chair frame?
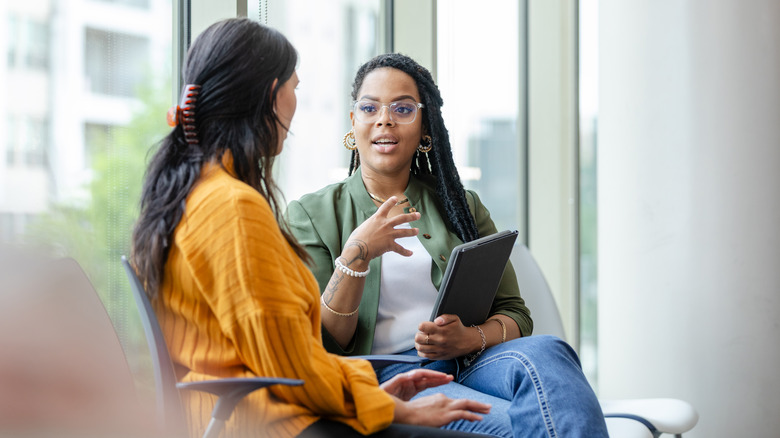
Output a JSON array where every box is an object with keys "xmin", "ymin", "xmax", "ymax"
[{"xmin": 121, "ymin": 256, "xmax": 303, "ymax": 438}]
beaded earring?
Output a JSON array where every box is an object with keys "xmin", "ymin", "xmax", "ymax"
[
  {"xmin": 417, "ymin": 134, "xmax": 433, "ymax": 153},
  {"xmin": 343, "ymin": 129, "xmax": 357, "ymax": 150}
]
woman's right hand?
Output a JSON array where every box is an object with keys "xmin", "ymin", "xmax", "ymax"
[
  {"xmin": 391, "ymin": 393, "xmax": 491, "ymax": 428},
  {"xmin": 340, "ymin": 197, "xmax": 421, "ymax": 268}
]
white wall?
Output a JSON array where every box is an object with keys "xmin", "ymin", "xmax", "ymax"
[{"xmin": 598, "ymin": 1, "xmax": 780, "ymax": 437}]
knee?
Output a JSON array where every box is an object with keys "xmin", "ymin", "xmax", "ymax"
[{"xmin": 505, "ymin": 335, "xmax": 582, "ymax": 368}]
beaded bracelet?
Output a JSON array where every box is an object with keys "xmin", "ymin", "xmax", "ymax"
[
  {"xmin": 321, "ymin": 295, "xmax": 359, "ymax": 317},
  {"xmin": 463, "ymin": 324, "xmax": 486, "ymax": 367},
  {"xmin": 334, "ymin": 258, "xmax": 370, "ymax": 278}
]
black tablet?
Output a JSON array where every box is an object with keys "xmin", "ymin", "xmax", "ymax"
[{"xmin": 429, "ymin": 230, "xmax": 519, "ymax": 326}]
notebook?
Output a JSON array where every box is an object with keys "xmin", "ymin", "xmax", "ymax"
[{"xmin": 429, "ymin": 230, "xmax": 519, "ymax": 327}]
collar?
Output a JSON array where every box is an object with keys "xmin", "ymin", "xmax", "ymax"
[
  {"xmin": 201, "ymin": 149, "xmax": 238, "ymax": 179},
  {"xmin": 345, "ymin": 167, "xmax": 428, "ymax": 215}
]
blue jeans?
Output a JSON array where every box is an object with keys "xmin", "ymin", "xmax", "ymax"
[{"xmin": 375, "ymin": 335, "xmax": 609, "ymax": 438}]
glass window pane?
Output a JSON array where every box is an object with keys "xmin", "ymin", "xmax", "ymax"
[
  {"xmin": 579, "ymin": 0, "xmax": 599, "ymax": 389},
  {"xmin": 5, "ymin": 14, "xmax": 50, "ymax": 70},
  {"xmin": 85, "ymin": 28, "xmax": 150, "ymax": 97},
  {"xmin": 1, "ymin": 0, "xmax": 173, "ymax": 399},
  {"xmin": 437, "ymin": 0, "xmax": 522, "ymax": 233},
  {"xmin": 268, "ymin": 0, "xmax": 383, "ymax": 201}
]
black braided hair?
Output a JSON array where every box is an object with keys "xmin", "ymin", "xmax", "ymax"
[{"xmin": 348, "ymin": 53, "xmax": 479, "ymax": 243}]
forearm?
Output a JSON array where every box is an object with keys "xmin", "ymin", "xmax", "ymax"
[
  {"xmin": 456, "ymin": 315, "xmax": 521, "ymax": 360},
  {"xmin": 484, "ymin": 314, "xmax": 521, "ymax": 346},
  {"xmin": 320, "ymin": 244, "xmax": 371, "ymax": 349}
]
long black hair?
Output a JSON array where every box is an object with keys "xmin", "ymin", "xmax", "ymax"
[
  {"xmin": 348, "ymin": 53, "xmax": 479, "ymax": 243},
  {"xmin": 131, "ymin": 18, "xmax": 306, "ymax": 295}
]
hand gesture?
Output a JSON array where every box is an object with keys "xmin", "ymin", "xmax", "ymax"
[
  {"xmin": 341, "ymin": 197, "xmax": 421, "ymax": 265},
  {"xmin": 380, "ymin": 369, "xmax": 454, "ymax": 401},
  {"xmin": 392, "ymin": 393, "xmax": 491, "ymax": 427},
  {"xmin": 415, "ymin": 314, "xmax": 478, "ymax": 361}
]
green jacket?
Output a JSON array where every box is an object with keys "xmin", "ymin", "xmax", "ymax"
[{"xmin": 285, "ymin": 168, "xmax": 533, "ymax": 355}]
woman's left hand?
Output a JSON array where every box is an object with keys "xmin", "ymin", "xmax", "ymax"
[
  {"xmin": 380, "ymin": 369, "xmax": 455, "ymax": 401},
  {"xmin": 415, "ymin": 314, "xmax": 479, "ymax": 361}
]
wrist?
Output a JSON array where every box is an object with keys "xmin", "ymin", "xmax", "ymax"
[
  {"xmin": 391, "ymin": 396, "xmax": 411, "ymax": 424},
  {"xmin": 463, "ymin": 325, "xmax": 486, "ymax": 366},
  {"xmin": 341, "ymin": 239, "xmax": 371, "ymax": 267},
  {"xmin": 334, "ymin": 258, "xmax": 370, "ymax": 278},
  {"xmin": 339, "ymin": 249, "xmax": 370, "ymax": 271}
]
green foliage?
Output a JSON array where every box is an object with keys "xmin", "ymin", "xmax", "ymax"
[
  {"xmin": 29, "ymin": 79, "xmax": 169, "ymax": 303},
  {"xmin": 24, "ymin": 77, "xmax": 171, "ymax": 398}
]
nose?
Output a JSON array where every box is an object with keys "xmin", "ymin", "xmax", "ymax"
[{"xmin": 375, "ymin": 105, "xmax": 395, "ymax": 126}]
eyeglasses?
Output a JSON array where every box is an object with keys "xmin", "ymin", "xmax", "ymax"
[{"xmin": 352, "ymin": 100, "xmax": 424, "ymax": 125}]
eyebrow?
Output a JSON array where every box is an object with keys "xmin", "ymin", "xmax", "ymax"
[{"xmin": 358, "ymin": 94, "xmax": 419, "ymax": 102}]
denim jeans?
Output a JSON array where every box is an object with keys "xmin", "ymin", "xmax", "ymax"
[{"xmin": 375, "ymin": 335, "xmax": 609, "ymax": 438}]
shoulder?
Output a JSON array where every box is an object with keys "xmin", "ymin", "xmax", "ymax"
[
  {"xmin": 463, "ymin": 189, "xmax": 493, "ymax": 223},
  {"xmin": 187, "ymin": 166, "xmax": 275, "ymax": 226}
]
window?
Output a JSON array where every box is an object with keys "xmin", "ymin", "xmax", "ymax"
[
  {"xmin": 579, "ymin": 0, "xmax": 599, "ymax": 388},
  {"xmin": 1, "ymin": 1, "xmax": 173, "ymax": 396},
  {"xmin": 6, "ymin": 115, "xmax": 48, "ymax": 167},
  {"xmin": 93, "ymin": 0, "xmax": 151, "ymax": 8},
  {"xmin": 6, "ymin": 14, "xmax": 50, "ymax": 71},
  {"xmin": 84, "ymin": 28, "xmax": 150, "ymax": 97},
  {"xmin": 267, "ymin": 0, "xmax": 384, "ymax": 201},
  {"xmin": 437, "ymin": 0, "xmax": 523, "ymax": 234}
]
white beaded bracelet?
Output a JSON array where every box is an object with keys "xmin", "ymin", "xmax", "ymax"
[{"xmin": 334, "ymin": 258, "xmax": 370, "ymax": 278}]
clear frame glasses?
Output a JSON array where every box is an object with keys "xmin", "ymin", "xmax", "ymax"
[{"xmin": 352, "ymin": 100, "xmax": 424, "ymax": 124}]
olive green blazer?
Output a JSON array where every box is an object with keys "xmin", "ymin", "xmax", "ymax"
[{"xmin": 285, "ymin": 168, "xmax": 533, "ymax": 355}]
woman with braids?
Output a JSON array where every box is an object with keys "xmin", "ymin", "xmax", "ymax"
[
  {"xmin": 131, "ymin": 19, "xmax": 491, "ymax": 438},
  {"xmin": 286, "ymin": 53, "xmax": 609, "ymax": 438}
]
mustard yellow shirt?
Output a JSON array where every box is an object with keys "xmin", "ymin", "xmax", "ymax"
[{"xmin": 155, "ymin": 158, "xmax": 394, "ymax": 438}]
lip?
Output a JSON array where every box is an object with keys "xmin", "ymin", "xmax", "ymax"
[{"xmin": 371, "ymin": 134, "xmax": 399, "ymax": 144}]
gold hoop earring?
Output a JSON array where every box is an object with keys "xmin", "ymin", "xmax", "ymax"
[
  {"xmin": 417, "ymin": 134, "xmax": 432, "ymax": 153},
  {"xmin": 343, "ymin": 129, "xmax": 357, "ymax": 150}
]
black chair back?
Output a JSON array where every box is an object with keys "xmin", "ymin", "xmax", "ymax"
[{"xmin": 121, "ymin": 255, "xmax": 185, "ymax": 433}]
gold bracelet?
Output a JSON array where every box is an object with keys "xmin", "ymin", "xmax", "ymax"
[
  {"xmin": 491, "ymin": 318, "xmax": 507, "ymax": 343},
  {"xmin": 463, "ymin": 325, "xmax": 486, "ymax": 367},
  {"xmin": 320, "ymin": 295, "xmax": 359, "ymax": 317}
]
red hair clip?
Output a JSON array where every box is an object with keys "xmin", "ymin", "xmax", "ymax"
[{"xmin": 167, "ymin": 84, "xmax": 202, "ymax": 144}]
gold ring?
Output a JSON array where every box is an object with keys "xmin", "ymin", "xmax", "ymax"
[{"xmin": 425, "ymin": 334, "xmax": 430, "ymax": 345}]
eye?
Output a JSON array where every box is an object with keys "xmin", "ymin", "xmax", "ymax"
[
  {"xmin": 392, "ymin": 102, "xmax": 416, "ymax": 115},
  {"xmin": 358, "ymin": 101, "xmax": 378, "ymax": 113}
]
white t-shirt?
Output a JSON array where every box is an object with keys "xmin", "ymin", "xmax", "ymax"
[{"xmin": 371, "ymin": 223, "xmax": 439, "ymax": 355}]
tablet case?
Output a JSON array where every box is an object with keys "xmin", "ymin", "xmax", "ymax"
[{"xmin": 429, "ymin": 230, "xmax": 519, "ymax": 326}]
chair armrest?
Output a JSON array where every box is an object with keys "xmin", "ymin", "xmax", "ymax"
[
  {"xmin": 177, "ymin": 377, "xmax": 303, "ymax": 421},
  {"xmin": 604, "ymin": 417, "xmax": 655, "ymax": 438},
  {"xmin": 600, "ymin": 398, "xmax": 698, "ymax": 435},
  {"xmin": 351, "ymin": 354, "xmax": 429, "ymax": 370}
]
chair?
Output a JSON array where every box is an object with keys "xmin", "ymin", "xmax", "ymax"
[
  {"xmin": 510, "ymin": 244, "xmax": 699, "ymax": 438},
  {"xmin": 121, "ymin": 256, "xmax": 303, "ymax": 438},
  {"xmin": 121, "ymin": 256, "xmax": 424, "ymax": 437}
]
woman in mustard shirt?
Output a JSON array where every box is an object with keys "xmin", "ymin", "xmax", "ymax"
[{"xmin": 130, "ymin": 18, "xmax": 488, "ymax": 438}]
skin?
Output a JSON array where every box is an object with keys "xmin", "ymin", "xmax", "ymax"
[
  {"xmin": 276, "ymin": 69, "xmax": 490, "ymax": 424},
  {"xmin": 271, "ymin": 71, "xmax": 299, "ymax": 155},
  {"xmin": 321, "ymin": 68, "xmax": 521, "ymax": 362},
  {"xmin": 381, "ymin": 369, "xmax": 490, "ymax": 426}
]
